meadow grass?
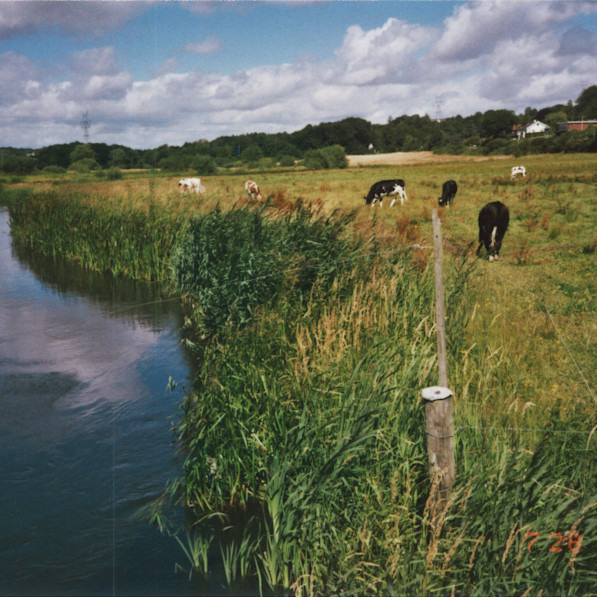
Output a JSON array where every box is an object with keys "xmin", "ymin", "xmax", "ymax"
[{"xmin": 5, "ymin": 153, "xmax": 597, "ymax": 595}]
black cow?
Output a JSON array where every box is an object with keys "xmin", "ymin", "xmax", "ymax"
[
  {"xmin": 476, "ymin": 201, "xmax": 510, "ymax": 261},
  {"xmin": 438, "ymin": 180, "xmax": 458, "ymax": 207},
  {"xmin": 364, "ymin": 179, "xmax": 407, "ymax": 207}
]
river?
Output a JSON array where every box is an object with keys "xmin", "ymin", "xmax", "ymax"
[{"xmin": 0, "ymin": 207, "xmax": 245, "ymax": 596}]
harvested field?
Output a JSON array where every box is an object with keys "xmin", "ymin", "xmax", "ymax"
[{"xmin": 347, "ymin": 150, "xmax": 512, "ymax": 167}]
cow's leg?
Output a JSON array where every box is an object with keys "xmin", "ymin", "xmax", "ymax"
[{"xmin": 390, "ymin": 195, "xmax": 396, "ymax": 207}]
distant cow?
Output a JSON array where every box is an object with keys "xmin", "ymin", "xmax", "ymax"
[
  {"xmin": 245, "ymin": 180, "xmax": 262, "ymax": 200},
  {"xmin": 364, "ymin": 179, "xmax": 407, "ymax": 207},
  {"xmin": 476, "ymin": 201, "xmax": 510, "ymax": 261},
  {"xmin": 511, "ymin": 165, "xmax": 526, "ymax": 179},
  {"xmin": 438, "ymin": 180, "xmax": 458, "ymax": 207},
  {"xmin": 179, "ymin": 177, "xmax": 205, "ymax": 193}
]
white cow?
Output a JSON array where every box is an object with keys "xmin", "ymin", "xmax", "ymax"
[
  {"xmin": 179, "ymin": 177, "xmax": 205, "ymax": 193},
  {"xmin": 511, "ymin": 166, "xmax": 526, "ymax": 179},
  {"xmin": 245, "ymin": 180, "xmax": 262, "ymax": 200}
]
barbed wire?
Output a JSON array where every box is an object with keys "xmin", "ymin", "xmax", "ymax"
[{"xmin": 456, "ymin": 424, "xmax": 596, "ymax": 437}]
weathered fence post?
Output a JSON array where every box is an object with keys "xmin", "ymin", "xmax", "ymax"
[{"xmin": 423, "ymin": 210, "xmax": 455, "ymax": 515}]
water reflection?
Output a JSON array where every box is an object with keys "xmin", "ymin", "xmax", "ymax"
[{"xmin": 0, "ymin": 208, "xmax": 200, "ymax": 595}]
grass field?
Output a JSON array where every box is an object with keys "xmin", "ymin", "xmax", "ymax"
[
  {"xmin": 4, "ymin": 152, "xmax": 597, "ymax": 595},
  {"xmin": 36, "ymin": 151, "xmax": 594, "ymax": 427}
]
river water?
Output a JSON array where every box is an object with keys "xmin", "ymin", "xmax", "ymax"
[{"xmin": 0, "ymin": 207, "xmax": 238, "ymax": 596}]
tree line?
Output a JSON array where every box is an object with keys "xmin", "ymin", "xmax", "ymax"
[{"xmin": 1, "ymin": 85, "xmax": 595, "ymax": 176}]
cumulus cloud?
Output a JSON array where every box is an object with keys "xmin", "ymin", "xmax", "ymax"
[
  {"xmin": 0, "ymin": 1, "xmax": 149, "ymax": 39},
  {"xmin": 2, "ymin": 1, "xmax": 597, "ymax": 148},
  {"xmin": 68, "ymin": 47, "xmax": 121, "ymax": 77},
  {"xmin": 335, "ymin": 18, "xmax": 436, "ymax": 85},
  {"xmin": 431, "ymin": 1, "xmax": 591, "ymax": 62},
  {"xmin": 0, "ymin": 51, "xmax": 42, "ymax": 104}
]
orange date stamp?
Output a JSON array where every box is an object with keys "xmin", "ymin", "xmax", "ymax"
[{"xmin": 524, "ymin": 531, "xmax": 582, "ymax": 554}]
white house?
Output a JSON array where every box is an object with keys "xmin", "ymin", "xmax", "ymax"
[{"xmin": 513, "ymin": 120, "xmax": 550, "ymax": 140}]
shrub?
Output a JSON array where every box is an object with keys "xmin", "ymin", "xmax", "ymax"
[
  {"xmin": 42, "ymin": 165, "xmax": 67, "ymax": 174},
  {"xmin": 192, "ymin": 154, "xmax": 217, "ymax": 175},
  {"xmin": 70, "ymin": 158, "xmax": 100, "ymax": 172},
  {"xmin": 0, "ymin": 155, "xmax": 36, "ymax": 175},
  {"xmin": 278, "ymin": 154, "xmax": 296, "ymax": 167},
  {"xmin": 303, "ymin": 145, "xmax": 347, "ymax": 170},
  {"xmin": 303, "ymin": 149, "xmax": 328, "ymax": 170}
]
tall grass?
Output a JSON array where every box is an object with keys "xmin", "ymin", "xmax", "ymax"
[{"xmin": 8, "ymin": 190, "xmax": 184, "ymax": 281}]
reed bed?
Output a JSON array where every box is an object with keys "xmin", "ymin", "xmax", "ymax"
[
  {"xmin": 5, "ymin": 153, "xmax": 596, "ymax": 595},
  {"xmin": 8, "ymin": 189, "xmax": 184, "ymax": 281}
]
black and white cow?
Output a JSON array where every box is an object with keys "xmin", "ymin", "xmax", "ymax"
[
  {"xmin": 364, "ymin": 179, "xmax": 407, "ymax": 207},
  {"xmin": 438, "ymin": 180, "xmax": 458, "ymax": 207},
  {"xmin": 476, "ymin": 201, "xmax": 510, "ymax": 261}
]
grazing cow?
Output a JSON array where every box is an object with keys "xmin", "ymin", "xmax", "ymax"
[
  {"xmin": 364, "ymin": 179, "xmax": 407, "ymax": 207},
  {"xmin": 179, "ymin": 177, "xmax": 205, "ymax": 193},
  {"xmin": 476, "ymin": 201, "xmax": 510, "ymax": 261},
  {"xmin": 245, "ymin": 180, "xmax": 262, "ymax": 200},
  {"xmin": 438, "ymin": 180, "xmax": 458, "ymax": 207},
  {"xmin": 511, "ymin": 165, "xmax": 526, "ymax": 179}
]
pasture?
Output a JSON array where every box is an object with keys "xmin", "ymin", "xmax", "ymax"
[
  {"xmin": 28, "ymin": 152, "xmax": 595, "ymax": 428},
  {"xmin": 4, "ymin": 152, "xmax": 597, "ymax": 595}
]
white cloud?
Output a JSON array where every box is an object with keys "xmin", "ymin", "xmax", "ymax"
[
  {"xmin": 0, "ymin": 1, "xmax": 150, "ymax": 39},
  {"xmin": 431, "ymin": 1, "xmax": 592, "ymax": 63},
  {"xmin": 183, "ymin": 36, "xmax": 221, "ymax": 56},
  {"xmin": 68, "ymin": 47, "xmax": 121, "ymax": 77},
  {"xmin": 1, "ymin": 1, "xmax": 597, "ymax": 148},
  {"xmin": 335, "ymin": 18, "xmax": 435, "ymax": 85},
  {"xmin": 0, "ymin": 51, "xmax": 42, "ymax": 103}
]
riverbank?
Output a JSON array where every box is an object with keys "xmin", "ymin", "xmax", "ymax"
[{"xmin": 4, "ymin": 154, "xmax": 597, "ymax": 595}]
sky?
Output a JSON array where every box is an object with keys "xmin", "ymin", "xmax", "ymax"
[{"xmin": 1, "ymin": 0, "xmax": 596, "ymax": 149}]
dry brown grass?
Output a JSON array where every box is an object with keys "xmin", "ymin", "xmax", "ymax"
[{"xmin": 347, "ymin": 151, "xmax": 512, "ymax": 167}]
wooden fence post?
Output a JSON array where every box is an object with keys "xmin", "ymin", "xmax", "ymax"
[{"xmin": 423, "ymin": 210, "xmax": 455, "ymax": 514}]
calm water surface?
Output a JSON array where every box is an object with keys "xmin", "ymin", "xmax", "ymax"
[{"xmin": 0, "ymin": 207, "xmax": 243, "ymax": 596}]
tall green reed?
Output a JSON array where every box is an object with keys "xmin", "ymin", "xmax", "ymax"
[{"xmin": 9, "ymin": 190, "xmax": 184, "ymax": 281}]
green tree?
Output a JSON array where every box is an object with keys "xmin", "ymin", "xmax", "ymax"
[
  {"xmin": 575, "ymin": 85, "xmax": 597, "ymax": 119},
  {"xmin": 1, "ymin": 155, "xmax": 36, "ymax": 175},
  {"xmin": 241, "ymin": 144, "xmax": 264, "ymax": 163},
  {"xmin": 481, "ymin": 109, "xmax": 517, "ymax": 138},
  {"xmin": 70, "ymin": 143, "xmax": 96, "ymax": 164},
  {"xmin": 544, "ymin": 111, "xmax": 568, "ymax": 133},
  {"xmin": 402, "ymin": 134, "xmax": 419, "ymax": 151},
  {"xmin": 303, "ymin": 149, "xmax": 328, "ymax": 170},
  {"xmin": 303, "ymin": 145, "xmax": 347, "ymax": 170},
  {"xmin": 70, "ymin": 158, "xmax": 100, "ymax": 172},
  {"xmin": 321, "ymin": 145, "xmax": 347, "ymax": 169},
  {"xmin": 192, "ymin": 154, "xmax": 217, "ymax": 175},
  {"xmin": 109, "ymin": 148, "xmax": 129, "ymax": 168}
]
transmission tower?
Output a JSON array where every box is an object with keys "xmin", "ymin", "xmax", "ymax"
[
  {"xmin": 434, "ymin": 97, "xmax": 444, "ymax": 122},
  {"xmin": 80, "ymin": 111, "xmax": 92, "ymax": 143}
]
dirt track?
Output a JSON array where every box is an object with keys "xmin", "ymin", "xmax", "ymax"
[{"xmin": 347, "ymin": 151, "xmax": 512, "ymax": 167}]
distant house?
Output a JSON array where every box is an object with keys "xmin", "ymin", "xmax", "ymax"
[
  {"xmin": 513, "ymin": 120, "xmax": 550, "ymax": 140},
  {"xmin": 557, "ymin": 120, "xmax": 597, "ymax": 133}
]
